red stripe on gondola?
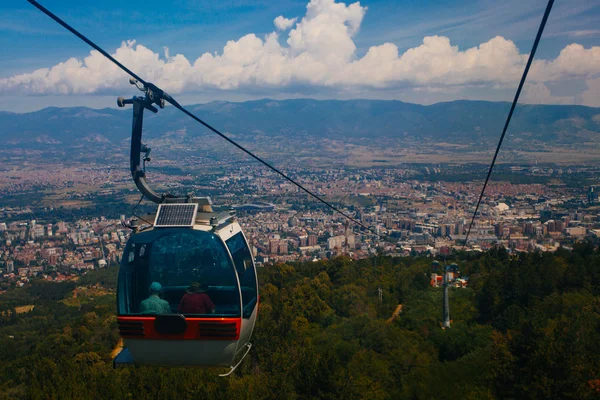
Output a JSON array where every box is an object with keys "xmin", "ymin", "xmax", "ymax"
[{"xmin": 118, "ymin": 317, "xmax": 241, "ymax": 340}]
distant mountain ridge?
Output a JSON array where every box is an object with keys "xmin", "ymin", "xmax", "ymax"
[{"xmin": 1, "ymin": 99, "xmax": 599, "ymax": 147}]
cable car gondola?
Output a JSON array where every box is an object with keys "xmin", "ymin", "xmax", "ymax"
[{"xmin": 112, "ymin": 84, "xmax": 258, "ymax": 376}]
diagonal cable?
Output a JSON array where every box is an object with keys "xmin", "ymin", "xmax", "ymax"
[
  {"xmin": 27, "ymin": 0, "xmax": 395, "ymax": 244},
  {"xmin": 161, "ymin": 93, "xmax": 387, "ymax": 239},
  {"xmin": 463, "ymin": 0, "xmax": 554, "ymax": 247}
]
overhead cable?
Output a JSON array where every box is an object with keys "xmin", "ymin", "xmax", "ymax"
[{"xmin": 463, "ymin": 0, "xmax": 555, "ymax": 247}]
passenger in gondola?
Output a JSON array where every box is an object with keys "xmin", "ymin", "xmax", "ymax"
[
  {"xmin": 140, "ymin": 282, "xmax": 171, "ymax": 314},
  {"xmin": 178, "ymin": 281, "xmax": 215, "ymax": 314}
]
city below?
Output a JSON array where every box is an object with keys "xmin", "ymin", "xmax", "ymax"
[{"xmin": 1, "ymin": 161, "xmax": 599, "ymax": 289}]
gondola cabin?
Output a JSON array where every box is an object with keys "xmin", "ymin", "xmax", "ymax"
[{"xmin": 113, "ymin": 199, "xmax": 258, "ymax": 375}]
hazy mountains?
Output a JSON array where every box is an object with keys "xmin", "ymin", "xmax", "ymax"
[{"xmin": 1, "ymin": 99, "xmax": 599, "ymax": 147}]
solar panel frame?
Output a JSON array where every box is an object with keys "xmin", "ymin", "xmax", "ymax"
[{"xmin": 154, "ymin": 204, "xmax": 198, "ymax": 228}]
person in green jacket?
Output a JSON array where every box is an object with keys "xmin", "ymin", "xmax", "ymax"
[{"xmin": 140, "ymin": 282, "xmax": 171, "ymax": 314}]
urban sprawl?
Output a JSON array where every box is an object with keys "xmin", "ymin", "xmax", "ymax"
[{"xmin": 1, "ymin": 165, "xmax": 599, "ymax": 288}]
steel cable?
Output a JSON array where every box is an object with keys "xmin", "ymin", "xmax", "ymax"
[{"xmin": 463, "ymin": 0, "xmax": 555, "ymax": 247}]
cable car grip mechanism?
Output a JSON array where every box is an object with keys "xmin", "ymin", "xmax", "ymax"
[{"xmin": 117, "ymin": 79, "xmax": 193, "ymax": 205}]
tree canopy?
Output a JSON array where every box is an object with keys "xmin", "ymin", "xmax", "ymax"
[{"xmin": 1, "ymin": 246, "xmax": 599, "ymax": 399}]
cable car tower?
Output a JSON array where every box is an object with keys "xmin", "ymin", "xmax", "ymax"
[{"xmin": 431, "ymin": 261, "xmax": 459, "ymax": 329}]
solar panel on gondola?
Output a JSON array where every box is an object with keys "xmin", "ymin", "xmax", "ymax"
[{"xmin": 154, "ymin": 204, "xmax": 198, "ymax": 227}]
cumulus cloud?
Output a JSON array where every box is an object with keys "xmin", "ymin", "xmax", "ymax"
[
  {"xmin": 581, "ymin": 77, "xmax": 600, "ymax": 107},
  {"xmin": 530, "ymin": 44, "xmax": 600, "ymax": 82},
  {"xmin": 1, "ymin": 0, "xmax": 599, "ymax": 106},
  {"xmin": 274, "ymin": 16, "xmax": 297, "ymax": 31},
  {"xmin": 521, "ymin": 82, "xmax": 575, "ymax": 105}
]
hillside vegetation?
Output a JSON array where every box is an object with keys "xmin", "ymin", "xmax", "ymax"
[{"xmin": 1, "ymin": 246, "xmax": 599, "ymax": 399}]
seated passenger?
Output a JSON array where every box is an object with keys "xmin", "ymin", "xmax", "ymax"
[
  {"xmin": 139, "ymin": 282, "xmax": 171, "ymax": 314},
  {"xmin": 178, "ymin": 281, "xmax": 215, "ymax": 314}
]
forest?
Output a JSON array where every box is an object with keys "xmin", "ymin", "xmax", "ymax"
[{"xmin": 0, "ymin": 244, "xmax": 599, "ymax": 399}]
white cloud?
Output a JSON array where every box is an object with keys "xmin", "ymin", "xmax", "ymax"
[
  {"xmin": 1, "ymin": 0, "xmax": 599, "ymax": 106},
  {"xmin": 287, "ymin": 0, "xmax": 365, "ymax": 61},
  {"xmin": 274, "ymin": 16, "xmax": 297, "ymax": 31},
  {"xmin": 531, "ymin": 43, "xmax": 600, "ymax": 82},
  {"xmin": 581, "ymin": 77, "xmax": 600, "ymax": 107},
  {"xmin": 521, "ymin": 82, "xmax": 575, "ymax": 105}
]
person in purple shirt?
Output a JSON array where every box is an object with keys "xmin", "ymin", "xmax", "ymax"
[{"xmin": 178, "ymin": 281, "xmax": 215, "ymax": 314}]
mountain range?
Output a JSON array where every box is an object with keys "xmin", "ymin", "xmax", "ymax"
[{"xmin": 1, "ymin": 99, "xmax": 599, "ymax": 148}]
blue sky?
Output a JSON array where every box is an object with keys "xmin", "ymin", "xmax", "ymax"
[{"xmin": 1, "ymin": 0, "xmax": 599, "ymax": 111}]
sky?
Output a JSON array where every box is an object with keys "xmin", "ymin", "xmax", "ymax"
[{"xmin": 1, "ymin": 0, "xmax": 599, "ymax": 112}]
